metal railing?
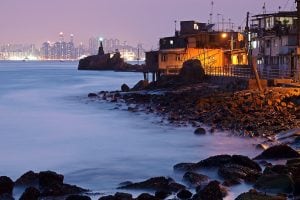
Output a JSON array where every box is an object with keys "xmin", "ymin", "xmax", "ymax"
[
  {"xmin": 205, "ymin": 65, "xmax": 300, "ymax": 82},
  {"xmin": 205, "ymin": 65, "xmax": 254, "ymax": 79}
]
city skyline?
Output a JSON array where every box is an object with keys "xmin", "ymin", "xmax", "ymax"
[{"xmin": 0, "ymin": 0, "xmax": 297, "ymax": 50}]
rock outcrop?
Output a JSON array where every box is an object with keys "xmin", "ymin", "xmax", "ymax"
[{"xmin": 78, "ymin": 43, "xmax": 142, "ymax": 71}]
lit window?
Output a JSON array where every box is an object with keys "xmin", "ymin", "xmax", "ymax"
[
  {"xmin": 170, "ymin": 40, "xmax": 174, "ymax": 45},
  {"xmin": 194, "ymin": 23, "xmax": 199, "ymax": 30}
]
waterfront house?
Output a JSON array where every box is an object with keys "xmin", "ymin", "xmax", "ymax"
[
  {"xmin": 250, "ymin": 11, "xmax": 300, "ymax": 80},
  {"xmin": 146, "ymin": 21, "xmax": 248, "ymax": 77}
]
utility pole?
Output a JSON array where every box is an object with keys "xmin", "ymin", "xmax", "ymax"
[{"xmin": 209, "ymin": 1, "xmax": 214, "ymax": 24}]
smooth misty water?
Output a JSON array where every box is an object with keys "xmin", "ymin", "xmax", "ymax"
[{"xmin": 0, "ymin": 61, "xmax": 263, "ymax": 199}]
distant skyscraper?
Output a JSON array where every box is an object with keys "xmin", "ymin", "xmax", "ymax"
[
  {"xmin": 88, "ymin": 37, "xmax": 98, "ymax": 55},
  {"xmin": 70, "ymin": 34, "xmax": 74, "ymax": 43},
  {"xmin": 59, "ymin": 32, "xmax": 64, "ymax": 42}
]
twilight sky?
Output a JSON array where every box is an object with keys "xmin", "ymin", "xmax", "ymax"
[{"xmin": 0, "ymin": 0, "xmax": 296, "ymax": 49}]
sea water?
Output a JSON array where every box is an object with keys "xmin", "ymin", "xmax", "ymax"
[{"xmin": 0, "ymin": 61, "xmax": 263, "ymax": 199}]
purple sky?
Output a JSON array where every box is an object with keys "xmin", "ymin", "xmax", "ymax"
[{"xmin": 0, "ymin": 0, "xmax": 296, "ymax": 49}]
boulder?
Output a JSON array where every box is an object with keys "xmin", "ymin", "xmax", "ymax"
[
  {"xmin": 154, "ymin": 190, "xmax": 171, "ymax": 199},
  {"xmin": 254, "ymin": 145, "xmax": 300, "ymax": 160},
  {"xmin": 121, "ymin": 84, "xmax": 130, "ymax": 92},
  {"xmin": 173, "ymin": 163, "xmax": 197, "ymax": 172},
  {"xmin": 131, "ymin": 80, "xmax": 149, "ymax": 91},
  {"xmin": 197, "ymin": 181, "xmax": 226, "ymax": 200},
  {"xmin": 15, "ymin": 171, "xmax": 39, "ymax": 187},
  {"xmin": 19, "ymin": 187, "xmax": 40, "ymax": 200},
  {"xmin": 136, "ymin": 193, "xmax": 157, "ymax": 200},
  {"xmin": 182, "ymin": 172, "xmax": 209, "ymax": 187},
  {"xmin": 114, "ymin": 192, "xmax": 132, "ymax": 200},
  {"xmin": 0, "ymin": 194, "xmax": 14, "ymax": 200},
  {"xmin": 231, "ymin": 155, "xmax": 261, "ymax": 171},
  {"xmin": 196, "ymin": 155, "xmax": 232, "ymax": 168},
  {"xmin": 39, "ymin": 171, "xmax": 64, "ymax": 189},
  {"xmin": 88, "ymin": 93, "xmax": 98, "ymax": 98},
  {"xmin": 176, "ymin": 189, "xmax": 193, "ymax": 199},
  {"xmin": 118, "ymin": 177, "xmax": 178, "ymax": 192},
  {"xmin": 179, "ymin": 59, "xmax": 205, "ymax": 83},
  {"xmin": 254, "ymin": 174, "xmax": 294, "ymax": 194},
  {"xmin": 98, "ymin": 195, "xmax": 116, "ymax": 200},
  {"xmin": 0, "ymin": 176, "xmax": 14, "ymax": 195},
  {"xmin": 65, "ymin": 195, "xmax": 91, "ymax": 200},
  {"xmin": 218, "ymin": 164, "xmax": 261, "ymax": 183},
  {"xmin": 194, "ymin": 128, "xmax": 206, "ymax": 135},
  {"xmin": 235, "ymin": 189, "xmax": 286, "ymax": 200}
]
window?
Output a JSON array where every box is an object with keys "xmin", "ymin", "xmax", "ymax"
[
  {"xmin": 161, "ymin": 54, "xmax": 167, "ymax": 62},
  {"xmin": 176, "ymin": 54, "xmax": 181, "ymax": 61}
]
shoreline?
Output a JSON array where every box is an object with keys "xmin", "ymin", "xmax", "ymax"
[{"xmin": 2, "ymin": 81, "xmax": 300, "ymax": 200}]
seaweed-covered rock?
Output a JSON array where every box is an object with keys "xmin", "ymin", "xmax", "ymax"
[{"xmin": 196, "ymin": 181, "xmax": 226, "ymax": 200}]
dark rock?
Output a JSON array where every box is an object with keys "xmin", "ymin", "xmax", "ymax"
[
  {"xmin": 131, "ymin": 80, "xmax": 149, "ymax": 91},
  {"xmin": 263, "ymin": 165, "xmax": 290, "ymax": 175},
  {"xmin": 194, "ymin": 128, "xmax": 206, "ymax": 135},
  {"xmin": 118, "ymin": 181, "xmax": 133, "ymax": 187},
  {"xmin": 254, "ymin": 174, "xmax": 294, "ymax": 194},
  {"xmin": 114, "ymin": 192, "xmax": 132, "ymax": 200},
  {"xmin": 222, "ymin": 178, "xmax": 241, "ymax": 186},
  {"xmin": 98, "ymin": 195, "xmax": 116, "ymax": 200},
  {"xmin": 0, "ymin": 176, "xmax": 14, "ymax": 195},
  {"xmin": 0, "ymin": 194, "xmax": 14, "ymax": 200},
  {"xmin": 235, "ymin": 189, "xmax": 286, "ymax": 200},
  {"xmin": 118, "ymin": 177, "xmax": 169, "ymax": 191},
  {"xmin": 19, "ymin": 187, "xmax": 40, "ymax": 200},
  {"xmin": 39, "ymin": 171, "xmax": 64, "ymax": 190},
  {"xmin": 177, "ymin": 189, "xmax": 192, "ymax": 199},
  {"xmin": 183, "ymin": 171, "xmax": 209, "ymax": 187},
  {"xmin": 121, "ymin": 84, "xmax": 130, "ymax": 92},
  {"xmin": 196, "ymin": 155, "xmax": 232, "ymax": 168},
  {"xmin": 218, "ymin": 164, "xmax": 261, "ymax": 183},
  {"xmin": 88, "ymin": 93, "xmax": 98, "ymax": 98},
  {"xmin": 231, "ymin": 155, "xmax": 261, "ymax": 171},
  {"xmin": 136, "ymin": 193, "xmax": 157, "ymax": 200},
  {"xmin": 167, "ymin": 182, "xmax": 186, "ymax": 192},
  {"xmin": 197, "ymin": 181, "xmax": 226, "ymax": 200},
  {"xmin": 173, "ymin": 163, "xmax": 196, "ymax": 172},
  {"xmin": 154, "ymin": 191, "xmax": 171, "ymax": 199},
  {"xmin": 15, "ymin": 171, "xmax": 39, "ymax": 187},
  {"xmin": 179, "ymin": 59, "xmax": 205, "ymax": 83},
  {"xmin": 254, "ymin": 145, "xmax": 300, "ymax": 160},
  {"xmin": 65, "ymin": 195, "xmax": 91, "ymax": 200}
]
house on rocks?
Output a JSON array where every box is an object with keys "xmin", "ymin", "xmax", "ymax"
[
  {"xmin": 250, "ymin": 10, "xmax": 300, "ymax": 81},
  {"xmin": 145, "ymin": 20, "xmax": 248, "ymax": 80}
]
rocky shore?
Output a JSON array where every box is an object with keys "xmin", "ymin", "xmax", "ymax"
[
  {"xmin": 81, "ymin": 59, "xmax": 300, "ymax": 199},
  {"xmin": 2, "ymin": 145, "xmax": 299, "ymax": 200}
]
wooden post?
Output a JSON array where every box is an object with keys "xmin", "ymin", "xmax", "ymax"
[{"xmin": 252, "ymin": 57, "xmax": 263, "ymax": 92}]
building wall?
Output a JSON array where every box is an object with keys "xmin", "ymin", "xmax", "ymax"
[{"xmin": 158, "ymin": 48, "xmax": 226, "ymax": 73}]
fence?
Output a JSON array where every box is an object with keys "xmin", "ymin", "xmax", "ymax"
[
  {"xmin": 205, "ymin": 65, "xmax": 254, "ymax": 79},
  {"xmin": 205, "ymin": 65, "xmax": 300, "ymax": 82}
]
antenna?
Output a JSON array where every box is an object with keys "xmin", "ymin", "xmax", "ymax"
[
  {"xmin": 209, "ymin": 1, "xmax": 214, "ymax": 24},
  {"xmin": 263, "ymin": 2, "xmax": 266, "ymax": 14}
]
